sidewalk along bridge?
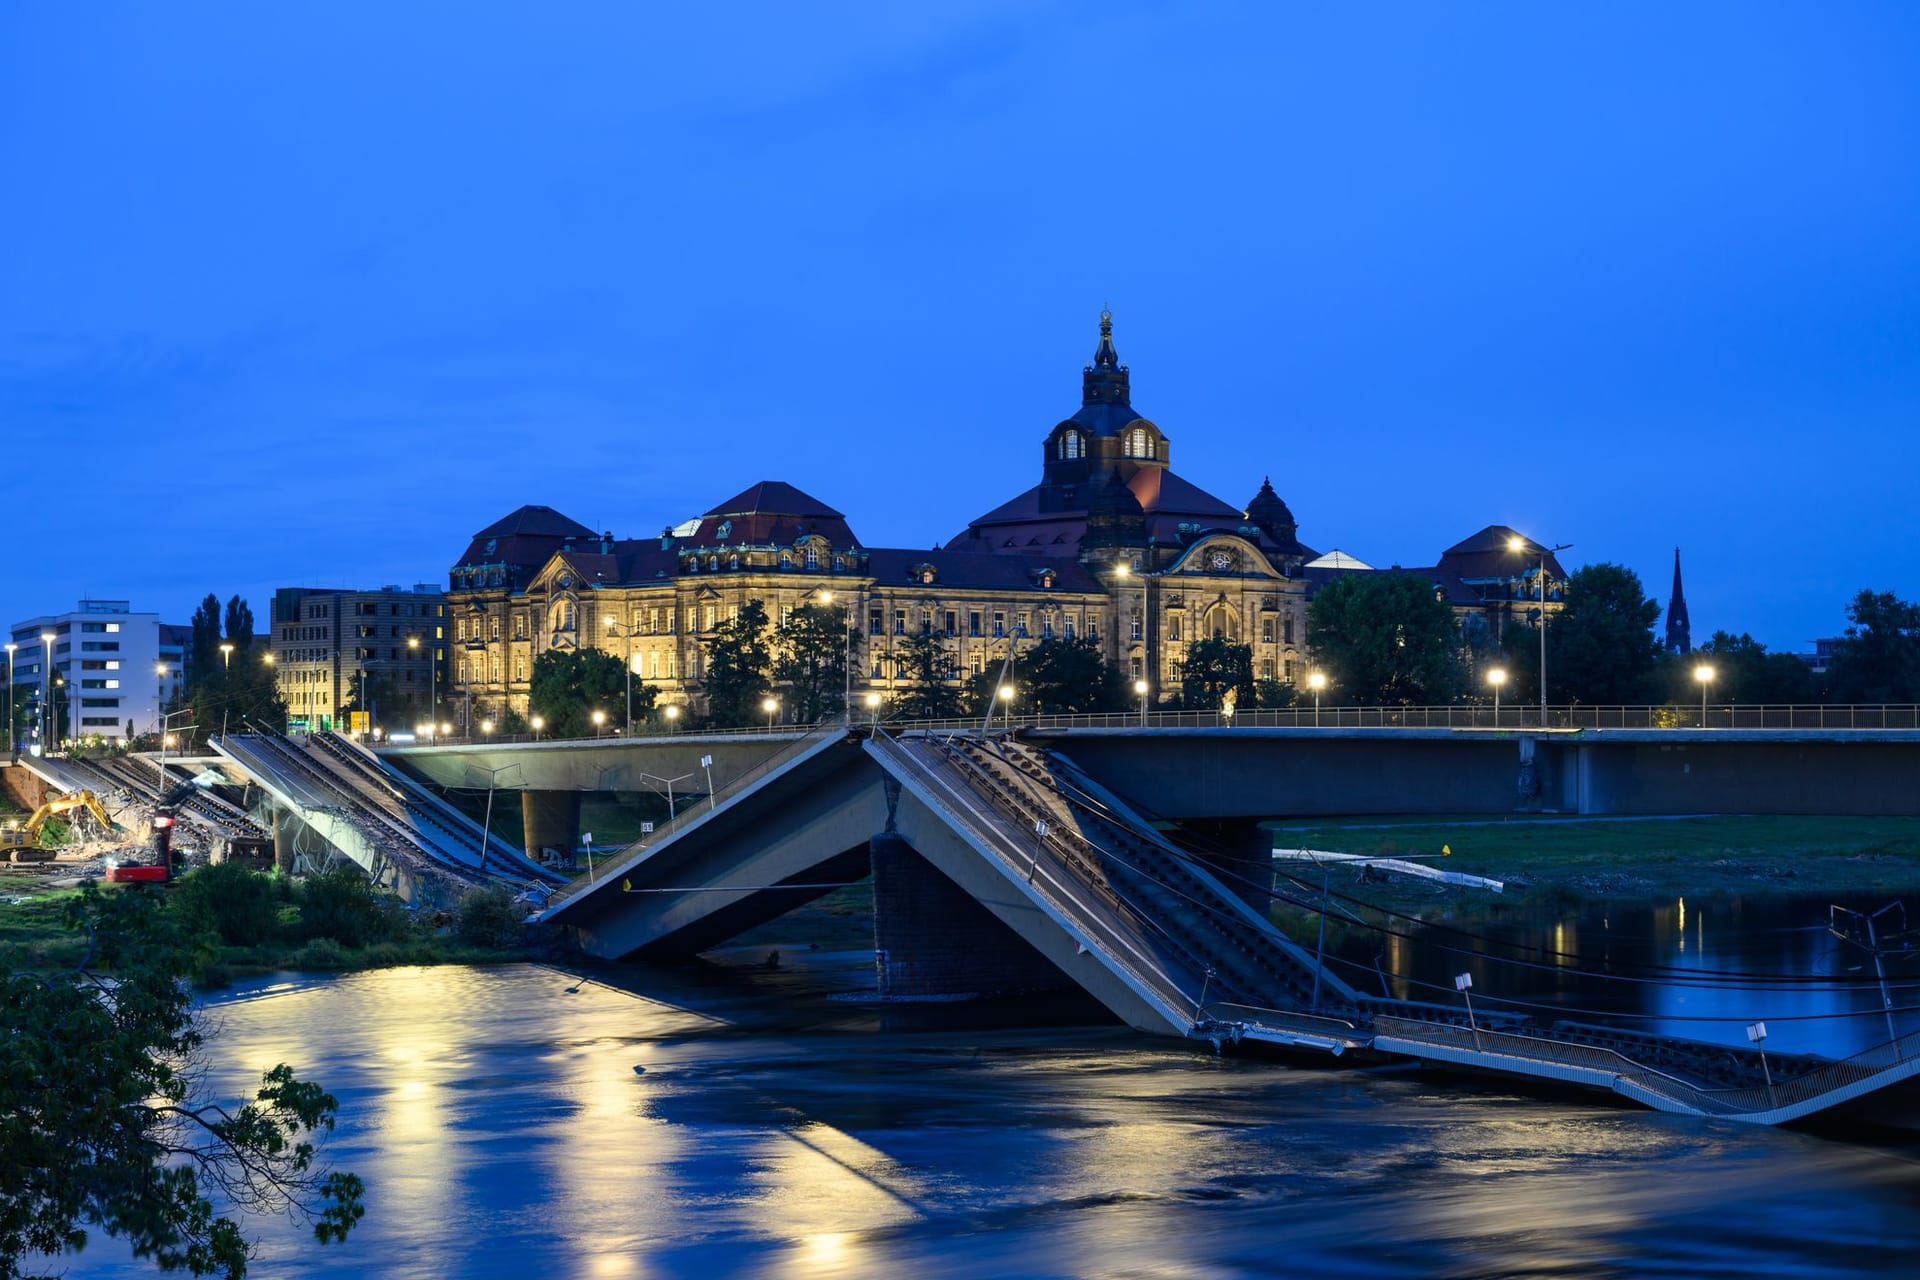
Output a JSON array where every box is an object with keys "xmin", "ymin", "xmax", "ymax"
[
  {"xmin": 212, "ymin": 732, "xmax": 564, "ymax": 904},
  {"xmin": 538, "ymin": 725, "xmax": 1920, "ymax": 1128}
]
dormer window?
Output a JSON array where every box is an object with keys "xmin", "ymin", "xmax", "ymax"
[
  {"xmin": 805, "ymin": 546, "xmax": 819, "ymax": 570},
  {"xmin": 1058, "ymin": 430, "xmax": 1083, "ymax": 460},
  {"xmin": 780, "ymin": 554, "xmax": 793, "ymax": 570},
  {"xmin": 708, "ymin": 555, "xmax": 720, "ymax": 571},
  {"xmin": 1125, "ymin": 426, "xmax": 1152, "ymax": 459},
  {"xmin": 728, "ymin": 554, "xmax": 740, "ymax": 571}
]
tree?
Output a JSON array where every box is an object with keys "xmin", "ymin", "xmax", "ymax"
[
  {"xmin": 1546, "ymin": 563, "xmax": 1661, "ymax": 705},
  {"xmin": 222, "ymin": 597, "xmax": 256, "ymax": 655},
  {"xmin": 1020, "ymin": 637, "xmax": 1127, "ymax": 714},
  {"xmin": 893, "ymin": 632, "xmax": 963, "ymax": 720},
  {"xmin": 528, "ymin": 647, "xmax": 643, "ymax": 739},
  {"xmin": 0, "ymin": 884, "xmax": 363, "ymax": 1277},
  {"xmin": 1825, "ymin": 590, "xmax": 1920, "ymax": 704},
  {"xmin": 177, "ymin": 594, "xmax": 286, "ymax": 738},
  {"xmin": 189, "ymin": 594, "xmax": 223, "ymax": 683},
  {"xmin": 702, "ymin": 600, "xmax": 773, "ymax": 728},
  {"xmin": 1179, "ymin": 637, "xmax": 1256, "ymax": 712},
  {"xmin": 1686, "ymin": 631, "xmax": 1819, "ymax": 705},
  {"xmin": 1307, "ymin": 572, "xmax": 1464, "ymax": 705},
  {"xmin": 773, "ymin": 602, "xmax": 848, "ymax": 724}
]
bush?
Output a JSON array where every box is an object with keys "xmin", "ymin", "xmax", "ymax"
[
  {"xmin": 290, "ymin": 937, "xmax": 350, "ymax": 970},
  {"xmin": 172, "ymin": 861, "xmax": 282, "ymax": 947},
  {"xmin": 297, "ymin": 866, "xmax": 412, "ymax": 949},
  {"xmin": 453, "ymin": 885, "xmax": 526, "ymax": 950}
]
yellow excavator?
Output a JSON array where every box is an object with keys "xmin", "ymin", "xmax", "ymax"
[{"xmin": 1, "ymin": 790, "xmax": 119, "ymax": 858}]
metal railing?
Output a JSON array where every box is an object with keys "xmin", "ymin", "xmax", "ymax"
[
  {"xmin": 540, "ymin": 726, "xmax": 847, "ymax": 910},
  {"xmin": 881, "ymin": 704, "xmax": 1920, "ymax": 733},
  {"xmin": 376, "ymin": 704, "xmax": 1920, "ymax": 748}
]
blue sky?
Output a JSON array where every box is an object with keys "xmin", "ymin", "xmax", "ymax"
[{"xmin": 3, "ymin": 3, "xmax": 1916, "ymax": 652}]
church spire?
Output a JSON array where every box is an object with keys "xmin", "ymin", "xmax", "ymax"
[{"xmin": 1665, "ymin": 547, "xmax": 1692, "ymax": 654}]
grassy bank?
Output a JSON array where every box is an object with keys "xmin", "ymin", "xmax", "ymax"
[{"xmin": 1267, "ymin": 814, "xmax": 1920, "ymax": 912}]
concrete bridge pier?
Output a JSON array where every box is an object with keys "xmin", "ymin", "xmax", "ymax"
[
  {"xmin": 270, "ymin": 807, "xmax": 310, "ymax": 874},
  {"xmin": 1175, "ymin": 818, "xmax": 1275, "ymax": 910},
  {"xmin": 522, "ymin": 790, "xmax": 582, "ymax": 861},
  {"xmin": 870, "ymin": 831, "xmax": 1072, "ymax": 1001}
]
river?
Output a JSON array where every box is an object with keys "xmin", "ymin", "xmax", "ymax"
[{"xmin": 50, "ymin": 915, "xmax": 1920, "ymax": 1280}]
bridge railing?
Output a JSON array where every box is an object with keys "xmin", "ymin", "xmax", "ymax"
[
  {"xmin": 540, "ymin": 727, "xmax": 847, "ymax": 910},
  {"xmin": 1690, "ymin": 1023, "xmax": 1920, "ymax": 1114},
  {"xmin": 871, "ymin": 734, "xmax": 1201, "ymax": 1023},
  {"xmin": 882, "ymin": 704, "xmax": 1920, "ymax": 733}
]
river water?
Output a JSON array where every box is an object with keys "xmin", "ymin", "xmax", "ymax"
[{"xmin": 53, "ymin": 912, "xmax": 1920, "ymax": 1280}]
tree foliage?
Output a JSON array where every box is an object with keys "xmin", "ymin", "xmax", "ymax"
[
  {"xmin": 1684, "ymin": 631, "xmax": 1820, "ymax": 705},
  {"xmin": 1546, "ymin": 563, "xmax": 1662, "ymax": 704},
  {"xmin": 1180, "ymin": 637, "xmax": 1256, "ymax": 712},
  {"xmin": 1019, "ymin": 637, "xmax": 1127, "ymax": 714},
  {"xmin": 1306, "ymin": 572, "xmax": 1464, "ymax": 705},
  {"xmin": 892, "ymin": 632, "xmax": 963, "ymax": 720},
  {"xmin": 528, "ymin": 647, "xmax": 647, "ymax": 739},
  {"xmin": 176, "ymin": 594, "xmax": 285, "ymax": 741},
  {"xmin": 1825, "ymin": 590, "xmax": 1920, "ymax": 704},
  {"xmin": 701, "ymin": 600, "xmax": 773, "ymax": 728},
  {"xmin": 773, "ymin": 602, "xmax": 848, "ymax": 724},
  {"xmin": 0, "ymin": 884, "xmax": 363, "ymax": 1278}
]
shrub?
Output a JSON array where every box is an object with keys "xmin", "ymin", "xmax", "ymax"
[
  {"xmin": 453, "ymin": 885, "xmax": 526, "ymax": 950},
  {"xmin": 172, "ymin": 861, "xmax": 282, "ymax": 947},
  {"xmin": 291, "ymin": 937, "xmax": 350, "ymax": 970},
  {"xmin": 297, "ymin": 866, "xmax": 412, "ymax": 948}
]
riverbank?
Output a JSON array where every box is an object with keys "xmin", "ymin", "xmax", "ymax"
[{"xmin": 1267, "ymin": 814, "xmax": 1920, "ymax": 915}]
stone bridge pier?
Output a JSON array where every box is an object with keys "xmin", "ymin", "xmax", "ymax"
[{"xmin": 521, "ymin": 790, "xmax": 582, "ymax": 861}]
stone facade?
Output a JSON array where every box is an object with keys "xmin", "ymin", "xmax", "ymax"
[{"xmin": 444, "ymin": 315, "xmax": 1562, "ymax": 724}]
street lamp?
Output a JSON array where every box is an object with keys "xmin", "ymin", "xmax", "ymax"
[
  {"xmin": 219, "ymin": 642, "xmax": 234, "ymax": 672},
  {"xmin": 1694, "ymin": 663, "xmax": 1715, "ymax": 728},
  {"xmin": 663, "ymin": 703, "xmax": 682, "ymax": 730},
  {"xmin": 813, "ymin": 588, "xmax": 855, "ymax": 725},
  {"xmin": 1134, "ymin": 677, "xmax": 1150, "ymax": 727},
  {"xmin": 1307, "ymin": 671, "xmax": 1327, "ymax": 727},
  {"xmin": 591, "ymin": 709, "xmax": 607, "ymax": 737},
  {"xmin": 530, "ymin": 714, "xmax": 545, "ymax": 741},
  {"xmin": 604, "ymin": 614, "xmax": 641, "ymax": 736},
  {"xmin": 864, "ymin": 691, "xmax": 882, "ymax": 729},
  {"xmin": 762, "ymin": 696, "xmax": 779, "ymax": 730},
  {"xmin": 1487, "ymin": 667, "xmax": 1508, "ymax": 724},
  {"xmin": 480, "ymin": 719, "xmax": 494, "ymax": 738},
  {"xmin": 407, "ymin": 634, "xmax": 437, "ymax": 728},
  {"xmin": 5, "ymin": 642, "xmax": 16, "ymax": 756},
  {"xmin": 997, "ymin": 683, "xmax": 1015, "ymax": 724},
  {"xmin": 40, "ymin": 632, "xmax": 56, "ymax": 752},
  {"xmin": 1509, "ymin": 535, "xmax": 1573, "ymax": 727}
]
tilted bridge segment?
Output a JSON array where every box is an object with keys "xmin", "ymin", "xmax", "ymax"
[
  {"xmin": 533, "ymin": 725, "xmax": 1920, "ymax": 1127},
  {"xmin": 211, "ymin": 732, "xmax": 564, "ymax": 903}
]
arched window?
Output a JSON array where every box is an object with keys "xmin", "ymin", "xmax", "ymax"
[
  {"xmin": 1125, "ymin": 426, "xmax": 1152, "ymax": 459},
  {"xmin": 1205, "ymin": 603, "xmax": 1240, "ymax": 642},
  {"xmin": 708, "ymin": 555, "xmax": 720, "ymax": 571},
  {"xmin": 780, "ymin": 553, "xmax": 792, "ymax": 570},
  {"xmin": 728, "ymin": 554, "xmax": 740, "ymax": 571},
  {"xmin": 1058, "ymin": 430, "xmax": 1083, "ymax": 460}
]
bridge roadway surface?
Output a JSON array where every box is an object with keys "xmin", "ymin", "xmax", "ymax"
[
  {"xmin": 443, "ymin": 723, "xmax": 1920, "ymax": 1129},
  {"xmin": 382, "ymin": 719, "xmax": 1920, "ymax": 819}
]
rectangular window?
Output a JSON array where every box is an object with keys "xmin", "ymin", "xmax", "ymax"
[
  {"xmin": 1129, "ymin": 611, "xmax": 1142, "ymax": 642},
  {"xmin": 970, "ymin": 652, "xmax": 984, "ymax": 675},
  {"xmin": 80, "ymin": 642, "xmax": 121, "ymax": 652},
  {"xmin": 968, "ymin": 611, "xmax": 981, "ymax": 638},
  {"xmin": 1016, "ymin": 611, "xmax": 1030, "ymax": 637},
  {"xmin": 81, "ymin": 716, "xmax": 119, "ymax": 727},
  {"xmin": 993, "ymin": 611, "xmax": 1006, "ymax": 638},
  {"xmin": 920, "ymin": 611, "xmax": 933, "ymax": 635},
  {"xmin": 1166, "ymin": 615, "xmax": 1183, "ymax": 642},
  {"xmin": 81, "ymin": 679, "xmax": 109, "ymax": 689},
  {"xmin": 1259, "ymin": 659, "xmax": 1274, "ymax": 680},
  {"xmin": 82, "ymin": 660, "xmax": 106, "ymax": 671},
  {"xmin": 1284, "ymin": 616, "xmax": 1295, "ymax": 645},
  {"xmin": 81, "ymin": 697, "xmax": 118, "ymax": 707},
  {"xmin": 870, "ymin": 609, "xmax": 884, "ymax": 636},
  {"xmin": 1261, "ymin": 616, "xmax": 1276, "ymax": 644},
  {"xmin": 81, "ymin": 622, "xmax": 106, "ymax": 633},
  {"xmin": 1283, "ymin": 658, "xmax": 1295, "ymax": 683},
  {"xmin": 893, "ymin": 609, "xmax": 906, "ymax": 635},
  {"xmin": 514, "ymin": 614, "xmax": 528, "ymax": 640},
  {"xmin": 944, "ymin": 611, "xmax": 957, "ymax": 636}
]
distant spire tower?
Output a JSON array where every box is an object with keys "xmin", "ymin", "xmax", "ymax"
[{"xmin": 1665, "ymin": 548, "xmax": 1691, "ymax": 655}]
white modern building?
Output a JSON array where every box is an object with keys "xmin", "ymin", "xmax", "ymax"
[{"xmin": 8, "ymin": 600, "xmax": 165, "ymax": 750}]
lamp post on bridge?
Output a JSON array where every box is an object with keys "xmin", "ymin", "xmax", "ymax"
[
  {"xmin": 1487, "ymin": 667, "xmax": 1507, "ymax": 726},
  {"xmin": 604, "ymin": 614, "xmax": 643, "ymax": 737},
  {"xmin": 1307, "ymin": 671, "xmax": 1327, "ymax": 727},
  {"xmin": 1509, "ymin": 536, "xmax": 1572, "ymax": 727}
]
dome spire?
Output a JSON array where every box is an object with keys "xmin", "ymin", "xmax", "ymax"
[{"xmin": 1093, "ymin": 306, "xmax": 1120, "ymax": 369}]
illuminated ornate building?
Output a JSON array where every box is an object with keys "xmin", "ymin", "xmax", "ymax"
[{"xmin": 444, "ymin": 315, "xmax": 1559, "ymax": 722}]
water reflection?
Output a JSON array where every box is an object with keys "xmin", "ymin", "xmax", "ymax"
[
  {"xmin": 1334, "ymin": 892, "xmax": 1920, "ymax": 1060},
  {"xmin": 48, "ymin": 960, "xmax": 1920, "ymax": 1278}
]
